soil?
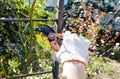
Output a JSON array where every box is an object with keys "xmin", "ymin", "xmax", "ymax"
[{"xmin": 96, "ymin": 60, "xmax": 120, "ymax": 79}]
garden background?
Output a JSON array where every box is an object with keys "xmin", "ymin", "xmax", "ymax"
[{"xmin": 0, "ymin": 0, "xmax": 120, "ymax": 79}]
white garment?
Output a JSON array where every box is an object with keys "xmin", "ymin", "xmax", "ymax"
[
  {"xmin": 62, "ymin": 62, "xmax": 85, "ymax": 79},
  {"xmin": 82, "ymin": 0, "xmax": 88, "ymax": 2},
  {"xmin": 82, "ymin": 0, "xmax": 93, "ymax": 3},
  {"xmin": 54, "ymin": 31, "xmax": 90, "ymax": 67}
]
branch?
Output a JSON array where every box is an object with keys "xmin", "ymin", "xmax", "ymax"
[
  {"xmin": 0, "ymin": 18, "xmax": 57, "ymax": 22},
  {"xmin": 8, "ymin": 71, "xmax": 52, "ymax": 79}
]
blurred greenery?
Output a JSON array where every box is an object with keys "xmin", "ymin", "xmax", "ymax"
[
  {"xmin": 0, "ymin": 0, "xmax": 55, "ymax": 78},
  {"xmin": 63, "ymin": 1, "xmax": 120, "ymax": 79},
  {"xmin": 0, "ymin": 0, "xmax": 120, "ymax": 79}
]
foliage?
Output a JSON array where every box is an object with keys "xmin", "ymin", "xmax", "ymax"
[
  {"xmin": 0, "ymin": 0, "xmax": 55, "ymax": 78},
  {"xmin": 63, "ymin": 0, "xmax": 120, "ymax": 59},
  {"xmin": 62, "ymin": 1, "xmax": 120, "ymax": 79},
  {"xmin": 0, "ymin": 0, "xmax": 120, "ymax": 79},
  {"xmin": 86, "ymin": 55, "xmax": 114, "ymax": 79}
]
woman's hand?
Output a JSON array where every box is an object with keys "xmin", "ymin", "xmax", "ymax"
[
  {"xmin": 48, "ymin": 33, "xmax": 63, "ymax": 51},
  {"xmin": 54, "ymin": 33, "xmax": 64, "ymax": 39},
  {"xmin": 49, "ymin": 40, "xmax": 60, "ymax": 51}
]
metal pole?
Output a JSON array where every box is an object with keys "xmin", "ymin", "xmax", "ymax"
[
  {"xmin": 52, "ymin": 0, "xmax": 64, "ymax": 79},
  {"xmin": 57, "ymin": 0, "xmax": 64, "ymax": 33},
  {"xmin": 0, "ymin": 18, "xmax": 57, "ymax": 22},
  {"xmin": 8, "ymin": 71, "xmax": 52, "ymax": 79}
]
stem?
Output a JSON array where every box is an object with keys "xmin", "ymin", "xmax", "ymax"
[
  {"xmin": 0, "ymin": 58, "xmax": 8, "ymax": 78},
  {"xmin": 26, "ymin": 0, "xmax": 36, "ymax": 73}
]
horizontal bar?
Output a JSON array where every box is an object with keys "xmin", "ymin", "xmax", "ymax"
[
  {"xmin": 8, "ymin": 70, "xmax": 52, "ymax": 79},
  {"xmin": 0, "ymin": 18, "xmax": 57, "ymax": 22}
]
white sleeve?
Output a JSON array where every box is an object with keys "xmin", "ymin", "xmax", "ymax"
[
  {"xmin": 82, "ymin": 0, "xmax": 88, "ymax": 2},
  {"xmin": 54, "ymin": 31, "xmax": 90, "ymax": 65}
]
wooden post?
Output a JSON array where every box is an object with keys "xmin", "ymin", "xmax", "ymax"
[
  {"xmin": 52, "ymin": 0, "xmax": 64, "ymax": 79},
  {"xmin": 57, "ymin": 0, "xmax": 64, "ymax": 33}
]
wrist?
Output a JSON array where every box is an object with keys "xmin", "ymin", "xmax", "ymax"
[{"xmin": 48, "ymin": 33, "xmax": 56, "ymax": 41}]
